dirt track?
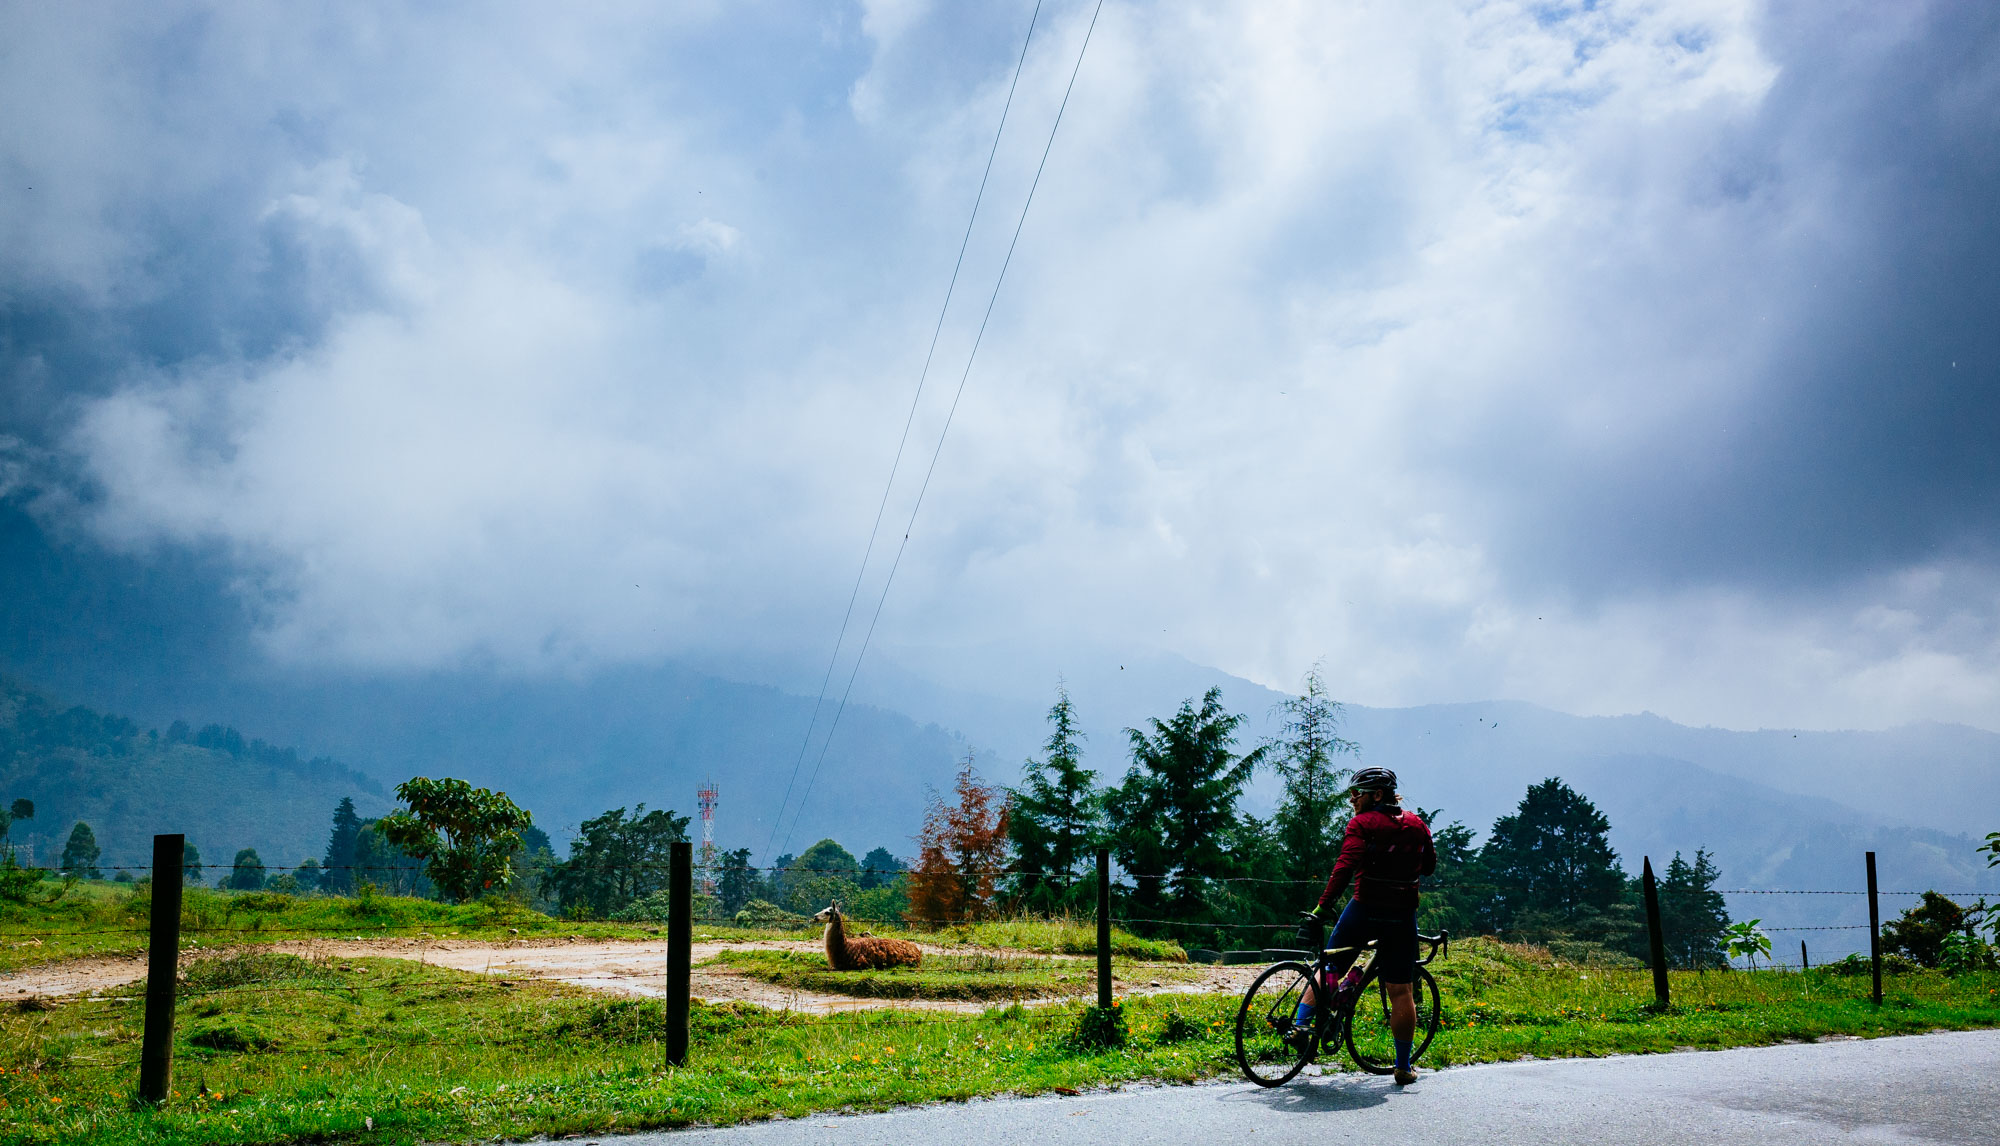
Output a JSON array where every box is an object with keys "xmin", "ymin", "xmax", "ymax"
[{"xmin": 0, "ymin": 937, "xmax": 1261, "ymax": 1015}]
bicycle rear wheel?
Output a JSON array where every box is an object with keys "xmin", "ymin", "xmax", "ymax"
[
  {"xmin": 1235, "ymin": 961, "xmax": 1318, "ymax": 1087},
  {"xmin": 1343, "ymin": 965, "xmax": 1440, "ymax": 1075}
]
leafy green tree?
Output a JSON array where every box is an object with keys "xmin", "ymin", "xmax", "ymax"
[
  {"xmin": 0, "ymin": 797, "xmax": 32, "ymax": 845},
  {"xmin": 323, "ymin": 797, "xmax": 363, "ymax": 894},
  {"xmin": 1266, "ymin": 668, "xmax": 1357, "ymax": 898},
  {"xmin": 1106, "ymin": 688, "xmax": 1267, "ymax": 920},
  {"xmin": 1983, "ymin": 831, "xmax": 1999, "ymax": 868},
  {"xmin": 1883, "ymin": 891, "xmax": 1970, "ymax": 968},
  {"xmin": 292, "ymin": 857, "xmax": 324, "ymax": 892},
  {"xmin": 780, "ymin": 838, "xmax": 862, "ymax": 913},
  {"xmin": 182, "ymin": 840, "xmax": 204, "ymax": 883},
  {"xmin": 60, "ymin": 821, "xmax": 101, "ymax": 879},
  {"xmin": 378, "ymin": 777, "xmax": 534, "ymax": 903},
  {"xmin": 717, "ymin": 847, "xmax": 759, "ymax": 916},
  {"xmin": 1007, "ymin": 685, "xmax": 1102, "ymax": 910},
  {"xmin": 1480, "ymin": 778, "xmax": 1627, "ymax": 937},
  {"xmin": 1658, "ymin": 849, "xmax": 1730, "ymax": 969},
  {"xmin": 858, "ymin": 847, "xmax": 905, "ymax": 890},
  {"xmin": 1723, "ymin": 919, "xmax": 1771, "ymax": 970},
  {"xmin": 226, "ymin": 848, "xmax": 267, "ymax": 890},
  {"xmin": 545, "ymin": 804, "xmax": 690, "ymax": 918}
]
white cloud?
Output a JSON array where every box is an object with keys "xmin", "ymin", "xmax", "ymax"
[{"xmin": 16, "ymin": 0, "xmax": 2000, "ymax": 732}]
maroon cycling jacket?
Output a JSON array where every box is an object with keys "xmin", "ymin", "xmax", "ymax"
[{"xmin": 1316, "ymin": 806, "xmax": 1437, "ymax": 914}]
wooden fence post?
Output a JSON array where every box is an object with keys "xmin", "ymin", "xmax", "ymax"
[
  {"xmin": 1096, "ymin": 847, "xmax": 1112, "ymax": 1010},
  {"xmin": 1865, "ymin": 851, "xmax": 1882, "ymax": 1006},
  {"xmin": 139, "ymin": 833, "xmax": 184, "ymax": 1104},
  {"xmin": 666, "ymin": 840, "xmax": 692, "ymax": 1066},
  {"xmin": 1800, "ymin": 940, "xmax": 1809, "ymax": 972},
  {"xmin": 1641, "ymin": 856, "xmax": 1670, "ymax": 1009}
]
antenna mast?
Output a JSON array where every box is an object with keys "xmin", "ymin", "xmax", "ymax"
[{"xmin": 696, "ymin": 781, "xmax": 719, "ymax": 895}]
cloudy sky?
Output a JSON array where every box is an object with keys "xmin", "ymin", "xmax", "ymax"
[{"xmin": 3, "ymin": 0, "xmax": 1997, "ymax": 734}]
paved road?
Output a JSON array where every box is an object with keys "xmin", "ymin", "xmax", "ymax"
[{"xmin": 624, "ymin": 1030, "xmax": 1999, "ymax": 1145}]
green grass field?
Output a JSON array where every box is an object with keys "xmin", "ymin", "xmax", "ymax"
[
  {"xmin": 0, "ymin": 884, "xmax": 1183, "ymax": 972},
  {"xmin": 4, "ymin": 939, "xmax": 1997, "ymax": 1146},
  {"xmin": 704, "ymin": 948, "xmax": 1202, "ymax": 1000}
]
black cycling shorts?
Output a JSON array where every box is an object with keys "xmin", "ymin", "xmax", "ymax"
[{"xmin": 1327, "ymin": 899, "xmax": 1419, "ymax": 984}]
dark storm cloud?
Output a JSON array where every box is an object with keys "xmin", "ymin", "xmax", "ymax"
[{"xmin": 1480, "ymin": 0, "xmax": 2000, "ymax": 595}]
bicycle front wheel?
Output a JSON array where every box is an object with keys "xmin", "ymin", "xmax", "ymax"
[
  {"xmin": 1235, "ymin": 961, "xmax": 1318, "ymax": 1087},
  {"xmin": 1343, "ymin": 965, "xmax": 1440, "ymax": 1075}
]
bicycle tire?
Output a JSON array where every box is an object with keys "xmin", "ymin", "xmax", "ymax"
[
  {"xmin": 1235, "ymin": 961, "xmax": 1318, "ymax": 1087},
  {"xmin": 1343, "ymin": 965, "xmax": 1440, "ymax": 1075}
]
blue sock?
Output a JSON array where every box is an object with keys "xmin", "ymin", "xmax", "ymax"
[
  {"xmin": 1294, "ymin": 1001, "xmax": 1314, "ymax": 1025},
  {"xmin": 1394, "ymin": 1037, "xmax": 1413, "ymax": 1072}
]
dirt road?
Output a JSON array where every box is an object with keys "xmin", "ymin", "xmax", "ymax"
[{"xmin": 0, "ymin": 937, "xmax": 1259, "ymax": 1014}]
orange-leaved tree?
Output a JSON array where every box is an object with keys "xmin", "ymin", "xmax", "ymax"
[{"xmin": 907, "ymin": 754, "xmax": 1010, "ymax": 925}]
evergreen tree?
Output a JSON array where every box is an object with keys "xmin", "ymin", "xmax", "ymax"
[
  {"xmin": 717, "ymin": 847, "xmax": 759, "ymax": 916},
  {"xmin": 1266, "ymin": 669, "xmax": 1357, "ymax": 897},
  {"xmin": 1480, "ymin": 779, "xmax": 1627, "ymax": 939},
  {"xmin": 60, "ymin": 821, "xmax": 101, "ymax": 879},
  {"xmin": 858, "ymin": 847, "xmax": 904, "ymax": 890},
  {"xmin": 1411, "ymin": 809, "xmax": 1491, "ymax": 936},
  {"xmin": 181, "ymin": 840, "xmax": 204, "ymax": 883},
  {"xmin": 1658, "ymin": 849, "xmax": 1730, "ymax": 968},
  {"xmin": 227, "ymin": 848, "xmax": 266, "ymax": 890},
  {"xmin": 544, "ymin": 804, "xmax": 690, "ymax": 918},
  {"xmin": 323, "ymin": 797, "xmax": 363, "ymax": 894},
  {"xmin": 1007, "ymin": 684, "xmax": 1101, "ymax": 910},
  {"xmin": 1107, "ymin": 688, "xmax": 1267, "ymax": 920}
]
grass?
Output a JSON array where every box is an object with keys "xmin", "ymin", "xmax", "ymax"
[
  {"xmin": 0, "ymin": 885, "xmax": 1182, "ymax": 972},
  {"xmin": 3, "ymin": 938, "xmax": 1997, "ymax": 1146},
  {"xmin": 704, "ymin": 949, "xmax": 1202, "ymax": 1001}
]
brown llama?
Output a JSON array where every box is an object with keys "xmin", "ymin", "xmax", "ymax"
[{"xmin": 814, "ymin": 902, "xmax": 922, "ymax": 970}]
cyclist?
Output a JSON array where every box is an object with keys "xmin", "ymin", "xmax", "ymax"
[{"xmin": 1293, "ymin": 765, "xmax": 1436, "ymax": 1085}]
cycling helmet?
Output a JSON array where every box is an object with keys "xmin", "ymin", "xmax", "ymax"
[{"xmin": 1348, "ymin": 766, "xmax": 1398, "ymax": 793}]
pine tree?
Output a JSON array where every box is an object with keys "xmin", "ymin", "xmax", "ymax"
[
  {"xmin": 1007, "ymin": 684, "xmax": 1101, "ymax": 910},
  {"xmin": 1658, "ymin": 849, "xmax": 1730, "ymax": 968},
  {"xmin": 1107, "ymin": 688, "xmax": 1267, "ymax": 920},
  {"xmin": 717, "ymin": 848, "xmax": 759, "ymax": 915},
  {"xmin": 1480, "ymin": 778, "xmax": 1627, "ymax": 937},
  {"xmin": 323, "ymin": 797, "xmax": 363, "ymax": 894},
  {"xmin": 60, "ymin": 822, "xmax": 101, "ymax": 879},
  {"xmin": 1267, "ymin": 668, "xmax": 1357, "ymax": 897}
]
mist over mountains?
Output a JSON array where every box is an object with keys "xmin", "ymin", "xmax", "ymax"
[{"xmin": 3, "ymin": 500, "xmax": 1994, "ymax": 961}]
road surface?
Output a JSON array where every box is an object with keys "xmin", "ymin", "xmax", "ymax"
[{"xmin": 630, "ymin": 1029, "xmax": 1999, "ymax": 1145}]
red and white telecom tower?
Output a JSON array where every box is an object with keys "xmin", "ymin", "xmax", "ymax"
[{"xmin": 696, "ymin": 781, "xmax": 719, "ymax": 894}]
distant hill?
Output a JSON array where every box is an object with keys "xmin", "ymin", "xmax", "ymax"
[{"xmin": 0, "ymin": 677, "xmax": 387, "ymax": 873}]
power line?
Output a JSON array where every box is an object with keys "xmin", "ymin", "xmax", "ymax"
[
  {"xmin": 780, "ymin": 0, "xmax": 1108, "ymax": 856},
  {"xmin": 765, "ymin": 0, "xmax": 1048, "ymax": 861}
]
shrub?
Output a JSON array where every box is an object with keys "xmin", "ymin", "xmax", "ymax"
[
  {"xmin": 1062, "ymin": 1002, "xmax": 1126, "ymax": 1050},
  {"xmin": 733, "ymin": 898, "xmax": 808, "ymax": 929},
  {"xmin": 1823, "ymin": 951, "xmax": 1920, "ymax": 977}
]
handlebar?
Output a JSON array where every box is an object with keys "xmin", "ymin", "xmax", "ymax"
[{"xmin": 1417, "ymin": 930, "xmax": 1449, "ymax": 966}]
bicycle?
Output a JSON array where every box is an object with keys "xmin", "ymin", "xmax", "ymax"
[{"xmin": 1234, "ymin": 917, "xmax": 1447, "ymax": 1087}]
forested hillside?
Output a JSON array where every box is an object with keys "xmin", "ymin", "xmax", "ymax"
[{"xmin": 0, "ymin": 677, "xmax": 386, "ymax": 872}]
